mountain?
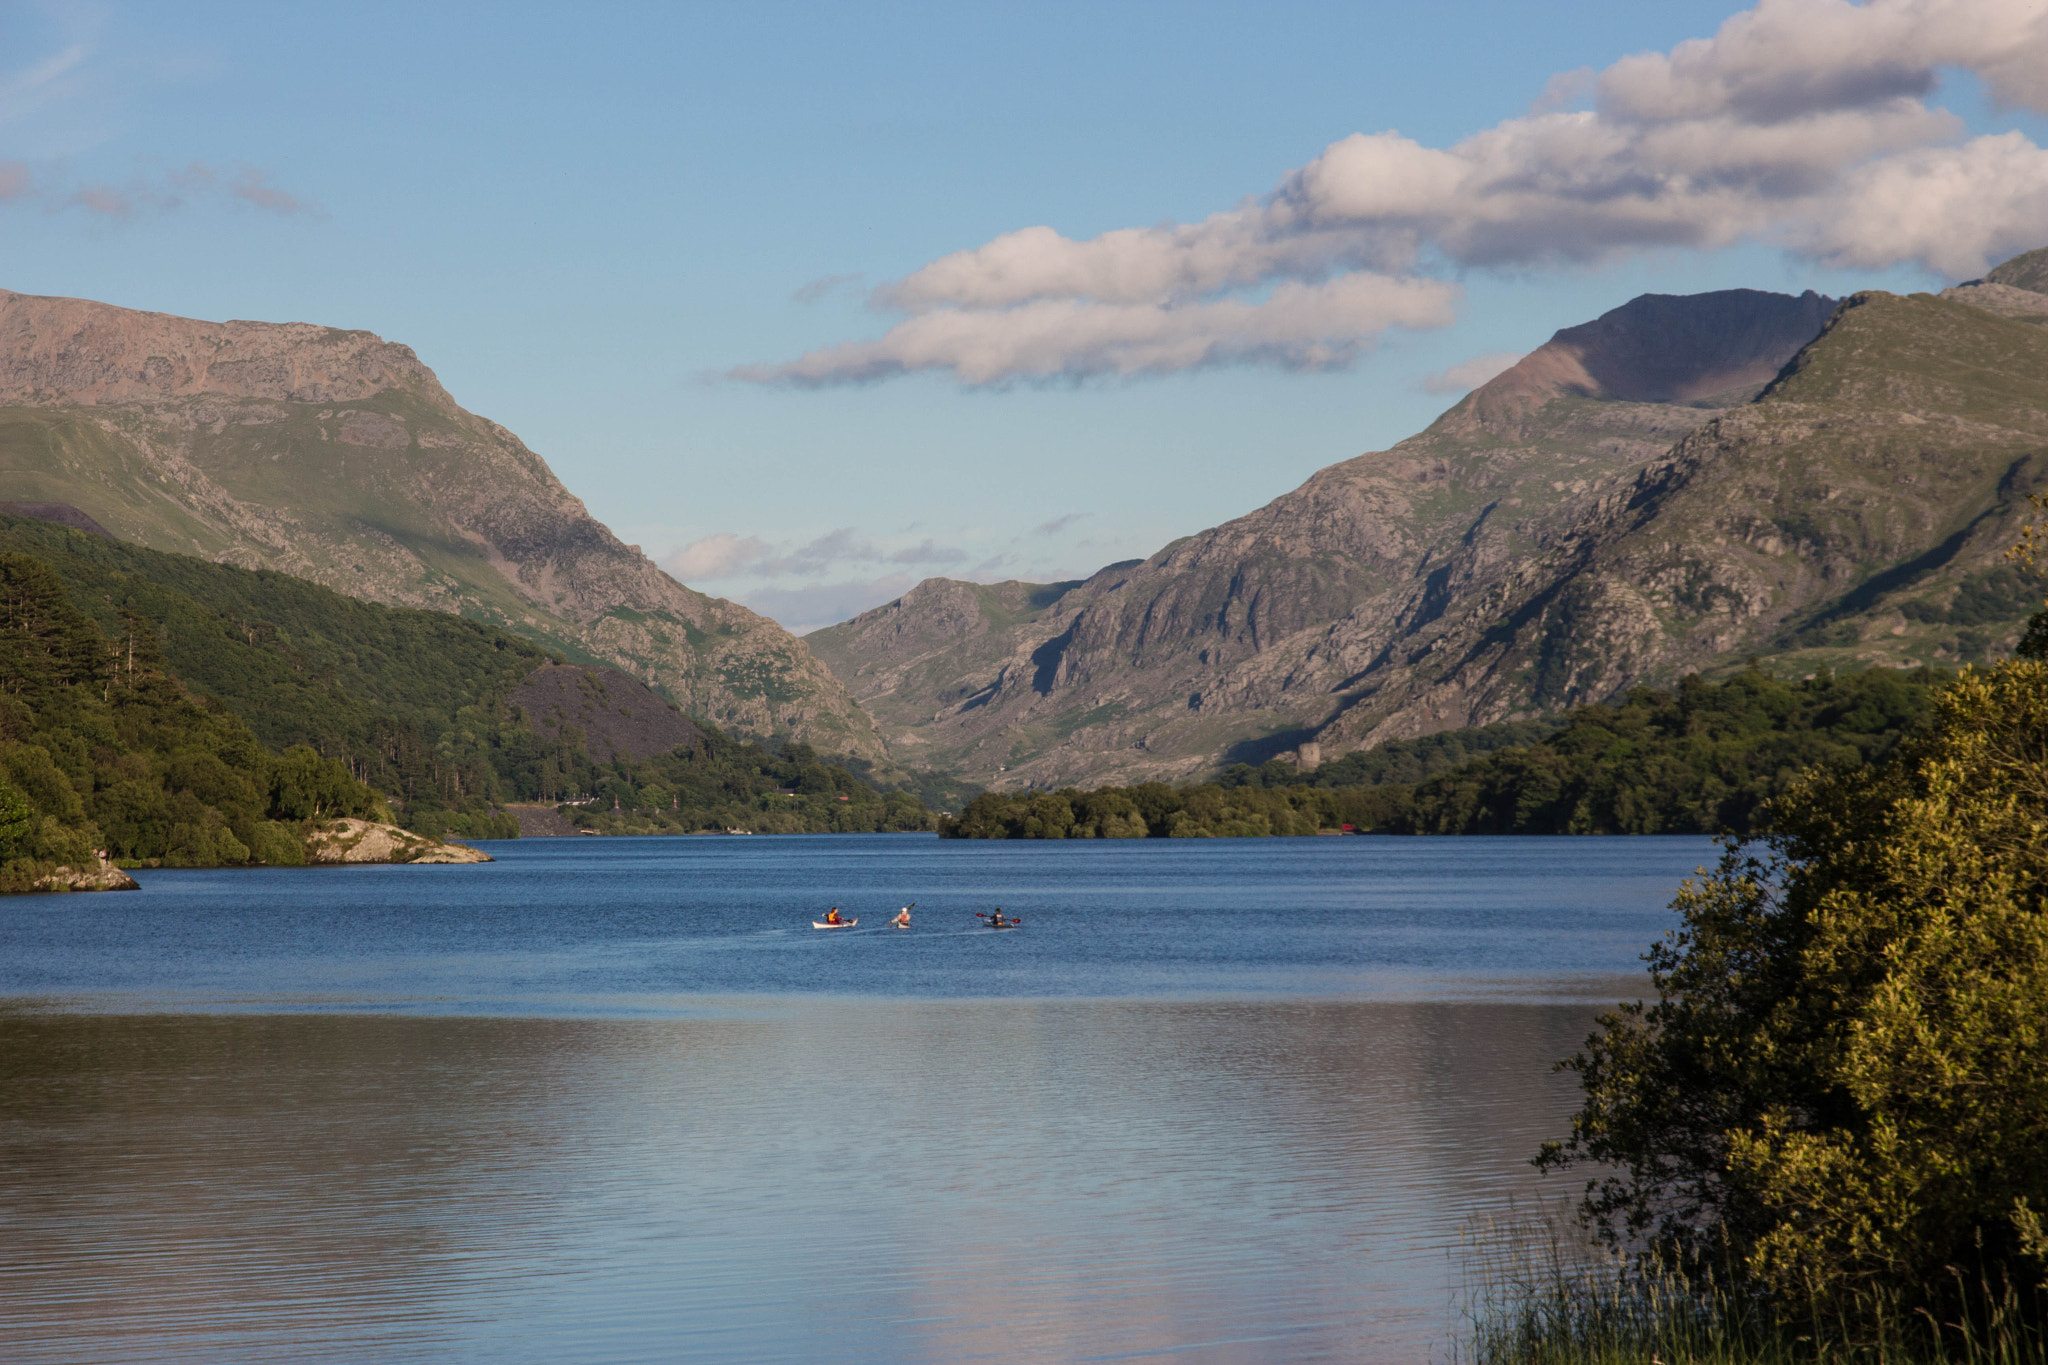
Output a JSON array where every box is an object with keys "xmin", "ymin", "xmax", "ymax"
[
  {"xmin": 1986, "ymin": 245, "xmax": 2048, "ymax": 296},
  {"xmin": 815, "ymin": 257, "xmax": 2048, "ymax": 791},
  {"xmin": 0, "ymin": 510, "xmax": 930, "ymax": 841},
  {"xmin": 0, "ymin": 289, "xmax": 883, "ymax": 760},
  {"xmin": 810, "ymin": 286, "xmax": 1847, "ymax": 788}
]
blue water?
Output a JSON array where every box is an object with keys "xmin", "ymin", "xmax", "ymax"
[
  {"xmin": 0, "ymin": 834, "xmax": 1715, "ymax": 1363},
  {"xmin": 0, "ymin": 833, "xmax": 1712, "ymax": 1010}
]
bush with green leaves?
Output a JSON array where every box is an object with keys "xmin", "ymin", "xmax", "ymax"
[{"xmin": 1539, "ymin": 657, "xmax": 2048, "ymax": 1341}]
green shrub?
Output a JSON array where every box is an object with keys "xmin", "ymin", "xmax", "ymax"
[
  {"xmin": 243, "ymin": 820, "xmax": 306, "ymax": 867},
  {"xmin": 1540, "ymin": 658, "xmax": 2048, "ymax": 1342}
]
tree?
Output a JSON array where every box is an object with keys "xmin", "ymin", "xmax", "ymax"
[
  {"xmin": 0, "ymin": 780, "xmax": 32, "ymax": 858},
  {"xmin": 1539, "ymin": 658, "xmax": 2048, "ymax": 1333},
  {"xmin": 0, "ymin": 552, "xmax": 105, "ymax": 700}
]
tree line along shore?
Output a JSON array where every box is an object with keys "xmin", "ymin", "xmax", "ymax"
[
  {"xmin": 940, "ymin": 664, "xmax": 1943, "ymax": 840},
  {"xmin": 0, "ymin": 499, "xmax": 2000, "ymax": 891},
  {"xmin": 0, "ymin": 516, "xmax": 941, "ymax": 888}
]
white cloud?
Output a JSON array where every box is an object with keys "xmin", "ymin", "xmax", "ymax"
[
  {"xmin": 733, "ymin": 0, "xmax": 2048, "ymax": 388},
  {"xmin": 889, "ymin": 538, "xmax": 968, "ymax": 566},
  {"xmin": 664, "ymin": 532, "xmax": 770, "ymax": 580},
  {"xmin": 735, "ymin": 273, "xmax": 1459, "ymax": 386},
  {"xmin": 1423, "ymin": 350, "xmax": 1526, "ymax": 395},
  {"xmin": 0, "ymin": 42, "xmax": 94, "ymax": 131},
  {"xmin": 0, "ymin": 27, "xmax": 310, "ymax": 219},
  {"xmin": 662, "ymin": 527, "xmax": 970, "ymax": 585},
  {"xmin": 791, "ymin": 272, "xmax": 864, "ymax": 304},
  {"xmin": 16, "ymin": 159, "xmax": 315, "ymax": 219},
  {"xmin": 68, "ymin": 184, "xmax": 130, "ymax": 216},
  {"xmin": 225, "ymin": 165, "xmax": 308, "ymax": 215}
]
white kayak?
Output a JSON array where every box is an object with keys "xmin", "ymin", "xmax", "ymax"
[{"xmin": 812, "ymin": 918, "xmax": 858, "ymax": 929}]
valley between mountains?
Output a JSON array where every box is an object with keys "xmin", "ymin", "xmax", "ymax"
[{"xmin": 4, "ymin": 248, "xmax": 2046, "ymax": 796}]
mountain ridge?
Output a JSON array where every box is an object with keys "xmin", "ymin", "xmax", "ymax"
[
  {"xmin": 812, "ymin": 266, "xmax": 2047, "ymax": 790},
  {"xmin": 0, "ymin": 288, "xmax": 884, "ymax": 761}
]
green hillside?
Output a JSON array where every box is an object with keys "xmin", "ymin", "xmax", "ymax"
[
  {"xmin": 0, "ymin": 291, "xmax": 888, "ymax": 762},
  {"xmin": 0, "ymin": 550, "xmax": 384, "ymax": 884},
  {"xmin": 0, "ymin": 514, "xmax": 932, "ymax": 839},
  {"xmin": 0, "ymin": 513, "xmax": 555, "ymax": 811}
]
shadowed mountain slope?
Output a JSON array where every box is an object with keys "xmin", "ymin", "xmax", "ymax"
[
  {"xmin": 0, "ymin": 289, "xmax": 882, "ymax": 760},
  {"xmin": 1987, "ymin": 246, "xmax": 2048, "ymax": 296},
  {"xmin": 506, "ymin": 664, "xmax": 706, "ymax": 765},
  {"xmin": 814, "ymin": 269, "xmax": 2048, "ymax": 790}
]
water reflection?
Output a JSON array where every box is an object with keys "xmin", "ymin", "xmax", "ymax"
[{"xmin": 1, "ymin": 998, "xmax": 1601, "ymax": 1362}]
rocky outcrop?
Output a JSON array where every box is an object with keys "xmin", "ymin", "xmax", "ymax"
[
  {"xmin": 1940, "ymin": 281, "xmax": 2048, "ymax": 323},
  {"xmin": 303, "ymin": 819, "xmax": 493, "ymax": 864},
  {"xmin": 30, "ymin": 854, "xmax": 140, "ymax": 892},
  {"xmin": 0, "ymin": 289, "xmax": 883, "ymax": 761}
]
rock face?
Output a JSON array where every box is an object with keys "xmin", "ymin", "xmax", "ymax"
[
  {"xmin": 506, "ymin": 663, "xmax": 706, "ymax": 764},
  {"xmin": 31, "ymin": 854, "xmax": 140, "ymax": 892},
  {"xmin": 303, "ymin": 819, "xmax": 492, "ymax": 864},
  {"xmin": 812, "ymin": 268, "xmax": 2048, "ymax": 790},
  {"xmin": 0, "ymin": 290, "xmax": 883, "ymax": 760},
  {"xmin": 501, "ymin": 803, "xmax": 581, "ymax": 837}
]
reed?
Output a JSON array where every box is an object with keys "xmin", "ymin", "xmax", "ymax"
[{"xmin": 1457, "ymin": 1212, "xmax": 2048, "ymax": 1365}]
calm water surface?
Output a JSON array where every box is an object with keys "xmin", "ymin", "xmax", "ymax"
[{"xmin": 0, "ymin": 834, "xmax": 1715, "ymax": 1362}]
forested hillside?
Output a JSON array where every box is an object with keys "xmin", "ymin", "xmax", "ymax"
[
  {"xmin": 940, "ymin": 666, "xmax": 1942, "ymax": 839},
  {"xmin": 0, "ymin": 551, "xmax": 383, "ymax": 886},
  {"xmin": 0, "ymin": 514, "xmax": 933, "ymax": 840}
]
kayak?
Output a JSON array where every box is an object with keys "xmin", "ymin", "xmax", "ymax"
[{"xmin": 812, "ymin": 918, "xmax": 858, "ymax": 929}]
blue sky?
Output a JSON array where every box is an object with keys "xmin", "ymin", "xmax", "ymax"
[{"xmin": 4, "ymin": 0, "xmax": 2045, "ymax": 630}]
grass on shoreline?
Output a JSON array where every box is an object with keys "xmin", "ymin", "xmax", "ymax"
[{"xmin": 1458, "ymin": 1212, "xmax": 2048, "ymax": 1365}]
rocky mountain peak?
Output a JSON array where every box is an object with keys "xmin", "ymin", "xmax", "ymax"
[
  {"xmin": 0, "ymin": 288, "xmax": 455, "ymax": 410},
  {"xmin": 1985, "ymin": 246, "xmax": 2048, "ymax": 296},
  {"xmin": 1457, "ymin": 288, "xmax": 1838, "ymax": 433}
]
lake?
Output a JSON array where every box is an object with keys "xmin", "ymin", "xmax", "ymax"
[{"xmin": 0, "ymin": 833, "xmax": 1716, "ymax": 1362}]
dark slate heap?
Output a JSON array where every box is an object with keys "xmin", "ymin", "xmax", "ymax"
[
  {"xmin": 0, "ymin": 502, "xmax": 114, "ymax": 539},
  {"xmin": 506, "ymin": 663, "xmax": 705, "ymax": 764}
]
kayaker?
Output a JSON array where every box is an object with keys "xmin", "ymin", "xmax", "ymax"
[
  {"xmin": 825, "ymin": 907, "xmax": 843, "ymax": 925},
  {"xmin": 891, "ymin": 905, "xmax": 912, "ymax": 928},
  {"xmin": 988, "ymin": 909, "xmax": 1006, "ymax": 928}
]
